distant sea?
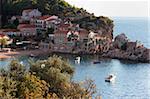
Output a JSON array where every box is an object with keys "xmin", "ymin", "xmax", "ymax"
[{"xmin": 112, "ymin": 17, "xmax": 150, "ymax": 48}]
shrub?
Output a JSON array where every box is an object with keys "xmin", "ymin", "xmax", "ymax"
[{"xmin": 0, "ymin": 55, "xmax": 97, "ymax": 98}]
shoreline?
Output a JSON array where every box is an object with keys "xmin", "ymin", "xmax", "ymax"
[
  {"xmin": 1, "ymin": 49, "xmax": 150, "ymax": 63},
  {"xmin": 0, "ymin": 49, "xmax": 51, "ymax": 59}
]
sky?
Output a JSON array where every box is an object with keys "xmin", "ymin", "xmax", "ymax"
[{"xmin": 65, "ymin": 0, "xmax": 149, "ymax": 17}]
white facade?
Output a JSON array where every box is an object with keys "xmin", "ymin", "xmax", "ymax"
[
  {"xmin": 0, "ymin": 29, "xmax": 21, "ymax": 36},
  {"xmin": 22, "ymin": 9, "xmax": 41, "ymax": 21},
  {"xmin": 36, "ymin": 15, "xmax": 60, "ymax": 31},
  {"xmin": 20, "ymin": 28, "xmax": 36, "ymax": 36}
]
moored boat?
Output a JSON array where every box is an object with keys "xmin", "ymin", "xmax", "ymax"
[
  {"xmin": 75, "ymin": 57, "xmax": 81, "ymax": 64},
  {"xmin": 93, "ymin": 61, "xmax": 101, "ymax": 64},
  {"xmin": 105, "ymin": 74, "xmax": 116, "ymax": 82}
]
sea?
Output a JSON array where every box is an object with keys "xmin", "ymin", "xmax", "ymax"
[
  {"xmin": 0, "ymin": 17, "xmax": 150, "ymax": 99},
  {"xmin": 113, "ymin": 17, "xmax": 150, "ymax": 48}
]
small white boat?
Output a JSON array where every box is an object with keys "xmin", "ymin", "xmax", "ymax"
[
  {"xmin": 75, "ymin": 57, "xmax": 81, "ymax": 64},
  {"xmin": 105, "ymin": 74, "xmax": 116, "ymax": 82}
]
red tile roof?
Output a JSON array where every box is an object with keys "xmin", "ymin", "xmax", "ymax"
[
  {"xmin": 38, "ymin": 15, "xmax": 51, "ymax": 20},
  {"xmin": 1, "ymin": 29, "xmax": 20, "ymax": 32},
  {"xmin": 18, "ymin": 24, "xmax": 36, "ymax": 28}
]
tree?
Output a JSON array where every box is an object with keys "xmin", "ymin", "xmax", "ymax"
[
  {"xmin": 13, "ymin": 18, "xmax": 19, "ymax": 27},
  {"xmin": 0, "ymin": 37, "xmax": 8, "ymax": 49},
  {"xmin": 0, "ymin": 56, "xmax": 97, "ymax": 98}
]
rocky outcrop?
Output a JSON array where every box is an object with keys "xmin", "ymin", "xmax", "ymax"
[
  {"xmin": 102, "ymin": 48, "xmax": 150, "ymax": 63},
  {"xmin": 103, "ymin": 34, "xmax": 150, "ymax": 63}
]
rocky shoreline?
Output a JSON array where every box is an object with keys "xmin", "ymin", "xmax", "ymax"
[
  {"xmin": 0, "ymin": 48, "xmax": 149, "ymax": 63},
  {"xmin": 51, "ymin": 33, "xmax": 150, "ymax": 63},
  {"xmin": 102, "ymin": 49, "xmax": 150, "ymax": 63}
]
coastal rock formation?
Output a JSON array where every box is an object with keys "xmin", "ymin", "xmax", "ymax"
[{"xmin": 103, "ymin": 34, "xmax": 150, "ymax": 63}]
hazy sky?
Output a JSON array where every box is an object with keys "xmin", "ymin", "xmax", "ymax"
[{"xmin": 65, "ymin": 0, "xmax": 149, "ymax": 17}]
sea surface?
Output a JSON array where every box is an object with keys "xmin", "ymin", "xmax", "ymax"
[
  {"xmin": 0, "ymin": 17, "xmax": 150, "ymax": 99},
  {"xmin": 113, "ymin": 17, "xmax": 150, "ymax": 48}
]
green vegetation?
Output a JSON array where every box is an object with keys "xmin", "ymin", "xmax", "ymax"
[
  {"xmin": 0, "ymin": 37, "xmax": 8, "ymax": 49},
  {"xmin": 0, "ymin": 55, "xmax": 97, "ymax": 98}
]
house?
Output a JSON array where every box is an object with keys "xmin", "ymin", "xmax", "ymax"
[
  {"xmin": 0, "ymin": 29, "xmax": 21, "ymax": 36},
  {"xmin": 39, "ymin": 42, "xmax": 52, "ymax": 50},
  {"xmin": 22, "ymin": 9, "xmax": 41, "ymax": 21},
  {"xmin": 54, "ymin": 29, "xmax": 69, "ymax": 44},
  {"xmin": 45, "ymin": 15, "xmax": 60, "ymax": 28},
  {"xmin": 36, "ymin": 15, "xmax": 60, "ymax": 32},
  {"xmin": 79, "ymin": 29, "xmax": 89, "ymax": 41},
  {"xmin": 54, "ymin": 22, "xmax": 81, "ymax": 43},
  {"xmin": 17, "ymin": 24, "xmax": 36, "ymax": 36}
]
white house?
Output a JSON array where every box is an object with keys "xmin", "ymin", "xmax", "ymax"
[
  {"xmin": 17, "ymin": 24, "xmax": 37, "ymax": 36},
  {"xmin": 0, "ymin": 29, "xmax": 21, "ymax": 36},
  {"xmin": 22, "ymin": 9, "xmax": 42, "ymax": 21},
  {"xmin": 36, "ymin": 15, "xmax": 60, "ymax": 31}
]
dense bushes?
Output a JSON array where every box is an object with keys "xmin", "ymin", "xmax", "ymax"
[{"xmin": 0, "ymin": 55, "xmax": 97, "ymax": 98}]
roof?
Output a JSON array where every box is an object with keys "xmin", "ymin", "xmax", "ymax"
[
  {"xmin": 1, "ymin": 29, "xmax": 20, "ymax": 32},
  {"xmin": 38, "ymin": 15, "xmax": 51, "ymax": 20},
  {"xmin": 46, "ymin": 16, "xmax": 58, "ymax": 21},
  {"xmin": 18, "ymin": 24, "xmax": 36, "ymax": 28},
  {"xmin": 58, "ymin": 23, "xmax": 71, "ymax": 28}
]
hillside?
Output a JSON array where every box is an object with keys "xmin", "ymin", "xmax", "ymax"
[{"xmin": 2, "ymin": 0, "xmax": 114, "ymax": 39}]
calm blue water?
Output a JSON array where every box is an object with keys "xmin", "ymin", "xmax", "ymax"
[
  {"xmin": 0, "ymin": 17, "xmax": 150, "ymax": 99},
  {"xmin": 113, "ymin": 17, "xmax": 150, "ymax": 48}
]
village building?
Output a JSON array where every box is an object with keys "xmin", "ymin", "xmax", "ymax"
[
  {"xmin": 17, "ymin": 24, "xmax": 36, "ymax": 36},
  {"xmin": 36, "ymin": 15, "xmax": 60, "ymax": 32},
  {"xmin": 0, "ymin": 29, "xmax": 21, "ymax": 36},
  {"xmin": 39, "ymin": 41, "xmax": 52, "ymax": 50},
  {"xmin": 53, "ymin": 22, "xmax": 90, "ymax": 53},
  {"xmin": 54, "ymin": 24, "xmax": 70, "ymax": 44},
  {"xmin": 22, "ymin": 9, "xmax": 41, "ymax": 21},
  {"xmin": 45, "ymin": 15, "xmax": 61, "ymax": 29}
]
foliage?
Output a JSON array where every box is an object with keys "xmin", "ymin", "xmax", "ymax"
[
  {"xmin": 13, "ymin": 18, "xmax": 19, "ymax": 27},
  {"xmin": 0, "ymin": 55, "xmax": 97, "ymax": 98},
  {"xmin": 3, "ymin": 23, "xmax": 17, "ymax": 29},
  {"xmin": 0, "ymin": 38, "xmax": 8, "ymax": 49},
  {"xmin": 121, "ymin": 42, "xmax": 127, "ymax": 50}
]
